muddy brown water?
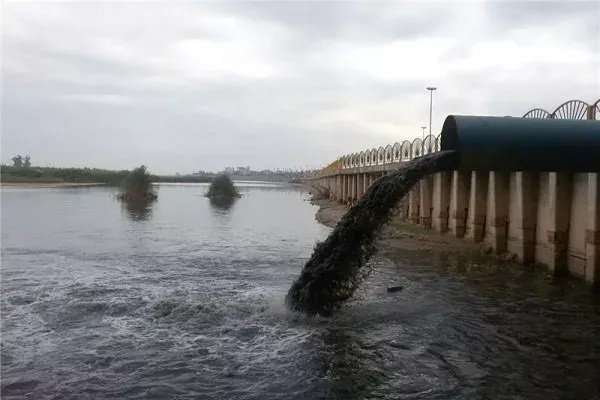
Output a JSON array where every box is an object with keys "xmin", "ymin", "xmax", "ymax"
[{"xmin": 2, "ymin": 181, "xmax": 599, "ymax": 399}]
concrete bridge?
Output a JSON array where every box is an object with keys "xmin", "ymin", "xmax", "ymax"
[{"xmin": 311, "ymin": 98, "xmax": 600, "ymax": 285}]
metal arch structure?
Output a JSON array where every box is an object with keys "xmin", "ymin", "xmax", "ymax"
[
  {"xmin": 411, "ymin": 138, "xmax": 423, "ymax": 158},
  {"xmin": 377, "ymin": 146, "xmax": 385, "ymax": 165},
  {"xmin": 392, "ymin": 142, "xmax": 401, "ymax": 162},
  {"xmin": 435, "ymin": 133, "xmax": 442, "ymax": 151},
  {"xmin": 552, "ymin": 100, "xmax": 590, "ymax": 120},
  {"xmin": 364, "ymin": 149, "xmax": 372, "ymax": 166},
  {"xmin": 523, "ymin": 108, "xmax": 551, "ymax": 119},
  {"xmin": 370, "ymin": 148, "xmax": 378, "ymax": 165},
  {"xmin": 593, "ymin": 98, "xmax": 600, "ymax": 120},
  {"xmin": 384, "ymin": 144, "xmax": 393, "ymax": 163},
  {"xmin": 401, "ymin": 140, "xmax": 412, "ymax": 161},
  {"xmin": 359, "ymin": 151, "xmax": 365, "ymax": 166},
  {"xmin": 423, "ymin": 135, "xmax": 436, "ymax": 155}
]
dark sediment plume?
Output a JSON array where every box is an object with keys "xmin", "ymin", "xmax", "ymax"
[{"xmin": 286, "ymin": 150, "xmax": 459, "ymax": 316}]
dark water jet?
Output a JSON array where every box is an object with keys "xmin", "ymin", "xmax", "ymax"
[{"xmin": 286, "ymin": 150, "xmax": 459, "ymax": 315}]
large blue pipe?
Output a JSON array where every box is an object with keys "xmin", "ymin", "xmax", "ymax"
[{"xmin": 439, "ymin": 115, "xmax": 600, "ymax": 172}]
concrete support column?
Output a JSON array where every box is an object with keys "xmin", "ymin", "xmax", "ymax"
[
  {"xmin": 486, "ymin": 171, "xmax": 509, "ymax": 253},
  {"xmin": 507, "ymin": 172, "xmax": 538, "ymax": 263},
  {"xmin": 347, "ymin": 174, "xmax": 353, "ymax": 203},
  {"xmin": 419, "ymin": 176, "xmax": 433, "ymax": 228},
  {"xmin": 546, "ymin": 172, "xmax": 572, "ymax": 275},
  {"xmin": 342, "ymin": 175, "xmax": 348, "ymax": 204},
  {"xmin": 449, "ymin": 170, "xmax": 470, "ymax": 238},
  {"xmin": 363, "ymin": 173, "xmax": 369, "ymax": 195},
  {"xmin": 586, "ymin": 173, "xmax": 600, "ymax": 285},
  {"xmin": 432, "ymin": 172, "xmax": 451, "ymax": 233},
  {"xmin": 352, "ymin": 174, "xmax": 358, "ymax": 202},
  {"xmin": 466, "ymin": 171, "xmax": 489, "ymax": 243},
  {"xmin": 408, "ymin": 187, "xmax": 420, "ymax": 225},
  {"xmin": 336, "ymin": 175, "xmax": 342, "ymax": 202},
  {"xmin": 357, "ymin": 173, "xmax": 364, "ymax": 199}
]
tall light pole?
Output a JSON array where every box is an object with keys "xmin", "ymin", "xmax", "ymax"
[{"xmin": 426, "ymin": 86, "xmax": 437, "ymax": 136}]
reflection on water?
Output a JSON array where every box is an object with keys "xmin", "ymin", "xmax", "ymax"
[
  {"xmin": 208, "ymin": 196, "xmax": 237, "ymax": 211},
  {"xmin": 121, "ymin": 199, "xmax": 154, "ymax": 221}
]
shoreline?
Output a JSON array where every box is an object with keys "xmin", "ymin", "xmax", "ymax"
[
  {"xmin": 310, "ymin": 196, "xmax": 498, "ymax": 266},
  {"xmin": 0, "ymin": 182, "xmax": 107, "ymax": 188}
]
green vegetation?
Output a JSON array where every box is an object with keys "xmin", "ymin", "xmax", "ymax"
[
  {"xmin": 117, "ymin": 166, "xmax": 158, "ymax": 202},
  {"xmin": 1, "ymin": 153, "xmax": 213, "ymax": 185},
  {"xmin": 1, "ymin": 165, "xmax": 129, "ymax": 185},
  {"xmin": 205, "ymin": 174, "xmax": 240, "ymax": 200}
]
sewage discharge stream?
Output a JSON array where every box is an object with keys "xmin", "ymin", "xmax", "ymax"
[{"xmin": 287, "ymin": 150, "xmax": 459, "ymax": 315}]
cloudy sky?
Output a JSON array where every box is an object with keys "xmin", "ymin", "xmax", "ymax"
[{"xmin": 2, "ymin": 1, "xmax": 599, "ymax": 174}]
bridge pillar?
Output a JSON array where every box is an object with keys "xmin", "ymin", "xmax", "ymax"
[
  {"xmin": 351, "ymin": 174, "xmax": 356, "ymax": 203},
  {"xmin": 408, "ymin": 187, "xmax": 420, "ymax": 225},
  {"xmin": 449, "ymin": 170, "xmax": 470, "ymax": 238},
  {"xmin": 342, "ymin": 175, "xmax": 348, "ymax": 204},
  {"xmin": 357, "ymin": 174, "xmax": 364, "ymax": 199},
  {"xmin": 544, "ymin": 172, "xmax": 572, "ymax": 275},
  {"xmin": 507, "ymin": 172, "xmax": 538, "ymax": 263},
  {"xmin": 432, "ymin": 172, "xmax": 451, "ymax": 233},
  {"xmin": 346, "ymin": 175, "xmax": 352, "ymax": 204},
  {"xmin": 419, "ymin": 177, "xmax": 433, "ymax": 228},
  {"xmin": 466, "ymin": 171, "xmax": 489, "ymax": 243},
  {"xmin": 586, "ymin": 173, "xmax": 600, "ymax": 285},
  {"xmin": 485, "ymin": 171, "xmax": 509, "ymax": 253},
  {"xmin": 363, "ymin": 173, "xmax": 369, "ymax": 195}
]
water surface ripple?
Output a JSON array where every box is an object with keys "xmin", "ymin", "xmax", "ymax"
[{"xmin": 2, "ymin": 183, "xmax": 599, "ymax": 399}]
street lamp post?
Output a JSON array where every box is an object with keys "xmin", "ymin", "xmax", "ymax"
[{"xmin": 426, "ymin": 86, "xmax": 437, "ymax": 136}]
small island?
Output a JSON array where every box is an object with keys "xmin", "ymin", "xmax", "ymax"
[
  {"xmin": 116, "ymin": 165, "xmax": 158, "ymax": 202},
  {"xmin": 205, "ymin": 174, "xmax": 241, "ymax": 202}
]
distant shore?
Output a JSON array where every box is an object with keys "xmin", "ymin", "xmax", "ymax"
[{"xmin": 0, "ymin": 182, "xmax": 107, "ymax": 188}]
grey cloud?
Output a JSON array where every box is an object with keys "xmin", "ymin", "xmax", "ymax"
[{"xmin": 2, "ymin": 1, "xmax": 598, "ymax": 174}]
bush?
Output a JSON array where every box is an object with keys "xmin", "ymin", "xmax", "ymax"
[
  {"xmin": 205, "ymin": 174, "xmax": 240, "ymax": 200},
  {"xmin": 117, "ymin": 165, "xmax": 158, "ymax": 202}
]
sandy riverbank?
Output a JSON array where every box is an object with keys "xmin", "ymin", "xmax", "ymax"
[
  {"xmin": 0, "ymin": 182, "xmax": 106, "ymax": 188},
  {"xmin": 310, "ymin": 197, "xmax": 503, "ymax": 267}
]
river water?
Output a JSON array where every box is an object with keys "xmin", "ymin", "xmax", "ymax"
[{"xmin": 1, "ymin": 183, "xmax": 599, "ymax": 400}]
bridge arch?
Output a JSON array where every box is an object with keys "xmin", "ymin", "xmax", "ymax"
[
  {"xmin": 523, "ymin": 108, "xmax": 551, "ymax": 118},
  {"xmin": 370, "ymin": 148, "xmax": 377, "ymax": 165},
  {"xmin": 384, "ymin": 144, "xmax": 393, "ymax": 163},
  {"xmin": 358, "ymin": 151, "xmax": 365, "ymax": 166},
  {"xmin": 436, "ymin": 133, "xmax": 442, "ymax": 151},
  {"xmin": 392, "ymin": 142, "xmax": 401, "ymax": 162},
  {"xmin": 552, "ymin": 99, "xmax": 589, "ymax": 120},
  {"xmin": 401, "ymin": 140, "xmax": 412, "ymax": 161},
  {"xmin": 377, "ymin": 146, "xmax": 385, "ymax": 165},
  {"xmin": 412, "ymin": 138, "xmax": 423, "ymax": 158},
  {"xmin": 363, "ymin": 149, "xmax": 371, "ymax": 166},
  {"xmin": 423, "ymin": 135, "xmax": 436, "ymax": 155},
  {"xmin": 593, "ymin": 98, "xmax": 600, "ymax": 120}
]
